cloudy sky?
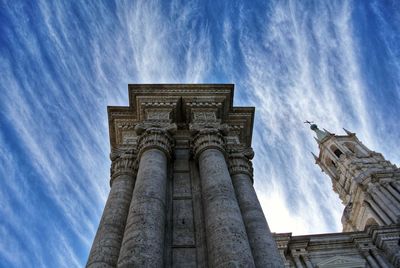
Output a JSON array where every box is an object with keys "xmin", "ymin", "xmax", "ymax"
[{"xmin": 1, "ymin": 0, "xmax": 399, "ymax": 267}]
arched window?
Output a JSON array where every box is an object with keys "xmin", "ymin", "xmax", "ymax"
[
  {"xmin": 365, "ymin": 218, "xmax": 379, "ymax": 228},
  {"xmin": 324, "ymin": 156, "xmax": 338, "ymax": 178},
  {"xmin": 330, "ymin": 145, "xmax": 343, "ymax": 158}
]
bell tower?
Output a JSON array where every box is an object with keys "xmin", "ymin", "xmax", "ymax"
[{"xmin": 310, "ymin": 124, "xmax": 400, "ymax": 232}]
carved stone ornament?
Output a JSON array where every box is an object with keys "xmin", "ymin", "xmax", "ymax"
[
  {"xmin": 191, "ymin": 127, "xmax": 226, "ymax": 159},
  {"xmin": 342, "ymin": 202, "xmax": 353, "ymax": 221},
  {"xmin": 193, "ymin": 111, "xmax": 217, "ymax": 122},
  {"xmin": 146, "ymin": 110, "xmax": 170, "ymax": 121},
  {"xmin": 189, "ymin": 120, "xmax": 229, "ymax": 135},
  {"xmin": 228, "ymin": 147, "xmax": 254, "ymax": 181},
  {"xmin": 137, "ymin": 125, "xmax": 175, "ymax": 159},
  {"xmin": 134, "ymin": 121, "xmax": 177, "ymax": 136},
  {"xmin": 316, "ymin": 255, "xmax": 366, "ymax": 268},
  {"xmin": 110, "ymin": 148, "xmax": 137, "ymax": 185}
]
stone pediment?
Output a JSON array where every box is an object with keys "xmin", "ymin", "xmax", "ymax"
[{"xmin": 316, "ymin": 256, "xmax": 366, "ymax": 268}]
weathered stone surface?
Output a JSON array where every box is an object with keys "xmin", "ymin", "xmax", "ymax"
[
  {"xmin": 172, "ymin": 248, "xmax": 197, "ymax": 268},
  {"xmin": 275, "ymin": 224, "xmax": 400, "ymax": 268},
  {"xmin": 232, "ymin": 173, "xmax": 284, "ymax": 268},
  {"xmin": 86, "ymin": 174, "xmax": 134, "ymax": 268},
  {"xmin": 173, "ymin": 173, "xmax": 191, "ymax": 198},
  {"xmin": 198, "ymin": 148, "xmax": 255, "ymax": 267},
  {"xmin": 87, "ymin": 85, "xmax": 400, "ymax": 268},
  {"xmin": 173, "ymin": 199, "xmax": 195, "ymax": 246},
  {"xmin": 312, "ymin": 126, "xmax": 400, "ymax": 232},
  {"xmin": 117, "ymin": 149, "xmax": 168, "ymax": 267}
]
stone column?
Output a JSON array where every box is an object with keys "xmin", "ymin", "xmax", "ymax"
[
  {"xmin": 192, "ymin": 128, "xmax": 255, "ymax": 267},
  {"xmin": 228, "ymin": 148, "xmax": 284, "ymax": 268},
  {"xmin": 384, "ymin": 182, "xmax": 400, "ymax": 202},
  {"xmin": 382, "ymin": 241, "xmax": 400, "ymax": 267},
  {"xmin": 364, "ymin": 195, "xmax": 391, "ymax": 225},
  {"xmin": 368, "ymin": 185, "xmax": 398, "ymax": 223},
  {"xmin": 390, "ymin": 181, "xmax": 400, "ymax": 194},
  {"xmin": 117, "ymin": 127, "xmax": 174, "ymax": 267},
  {"xmin": 370, "ymin": 248, "xmax": 389, "ymax": 268},
  {"xmin": 360, "ymin": 249, "xmax": 379, "ymax": 268},
  {"xmin": 87, "ymin": 150, "xmax": 136, "ymax": 268},
  {"xmin": 301, "ymin": 255, "xmax": 313, "ymax": 268},
  {"xmin": 374, "ymin": 184, "xmax": 400, "ymax": 215},
  {"xmin": 292, "ymin": 254, "xmax": 303, "ymax": 268}
]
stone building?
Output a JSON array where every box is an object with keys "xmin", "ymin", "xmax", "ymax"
[
  {"xmin": 275, "ymin": 125, "xmax": 400, "ymax": 267},
  {"xmin": 87, "ymin": 84, "xmax": 399, "ymax": 267}
]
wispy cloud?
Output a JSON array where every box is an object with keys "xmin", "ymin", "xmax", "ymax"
[{"xmin": 0, "ymin": 0, "xmax": 399, "ymax": 266}]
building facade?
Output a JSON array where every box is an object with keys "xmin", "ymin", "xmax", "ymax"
[
  {"xmin": 87, "ymin": 84, "xmax": 399, "ymax": 267},
  {"xmin": 86, "ymin": 84, "xmax": 282, "ymax": 267},
  {"xmin": 274, "ymin": 125, "xmax": 400, "ymax": 267}
]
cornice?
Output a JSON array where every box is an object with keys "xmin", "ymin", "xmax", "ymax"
[{"xmin": 107, "ymin": 84, "xmax": 255, "ymax": 148}]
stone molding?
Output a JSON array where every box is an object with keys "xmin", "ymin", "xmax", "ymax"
[
  {"xmin": 191, "ymin": 128, "xmax": 226, "ymax": 159},
  {"xmin": 228, "ymin": 147, "xmax": 254, "ymax": 181},
  {"xmin": 110, "ymin": 149, "xmax": 137, "ymax": 186},
  {"xmin": 137, "ymin": 126, "xmax": 175, "ymax": 159},
  {"xmin": 315, "ymin": 255, "xmax": 366, "ymax": 268}
]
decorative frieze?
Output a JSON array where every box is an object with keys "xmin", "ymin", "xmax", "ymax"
[
  {"xmin": 146, "ymin": 109, "xmax": 171, "ymax": 121},
  {"xmin": 193, "ymin": 111, "xmax": 217, "ymax": 122}
]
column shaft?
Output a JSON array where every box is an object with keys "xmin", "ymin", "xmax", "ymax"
[
  {"xmin": 386, "ymin": 184, "xmax": 400, "ymax": 202},
  {"xmin": 232, "ymin": 173, "xmax": 284, "ymax": 267},
  {"xmin": 198, "ymin": 148, "xmax": 255, "ymax": 267},
  {"xmin": 301, "ymin": 255, "xmax": 313, "ymax": 268},
  {"xmin": 365, "ymin": 198, "xmax": 392, "ymax": 225},
  {"xmin": 370, "ymin": 191, "xmax": 397, "ymax": 222},
  {"xmin": 382, "ymin": 243, "xmax": 400, "ymax": 267},
  {"xmin": 376, "ymin": 186, "xmax": 400, "ymax": 214},
  {"xmin": 366, "ymin": 255, "xmax": 380, "ymax": 268},
  {"xmin": 371, "ymin": 249, "xmax": 389, "ymax": 268},
  {"xmin": 293, "ymin": 256, "xmax": 303, "ymax": 268},
  {"xmin": 118, "ymin": 149, "xmax": 168, "ymax": 267},
  {"xmin": 390, "ymin": 181, "xmax": 400, "ymax": 194},
  {"xmin": 87, "ymin": 154, "xmax": 135, "ymax": 268}
]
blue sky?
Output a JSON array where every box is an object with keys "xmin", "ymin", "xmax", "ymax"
[{"xmin": 1, "ymin": 0, "xmax": 399, "ymax": 267}]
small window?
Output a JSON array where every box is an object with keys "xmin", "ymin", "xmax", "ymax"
[
  {"xmin": 330, "ymin": 145, "xmax": 343, "ymax": 158},
  {"xmin": 334, "ymin": 149, "xmax": 343, "ymax": 158}
]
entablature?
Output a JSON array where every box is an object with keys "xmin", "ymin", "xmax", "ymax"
[{"xmin": 107, "ymin": 84, "xmax": 254, "ymax": 149}]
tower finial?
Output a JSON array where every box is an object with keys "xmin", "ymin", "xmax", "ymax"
[
  {"xmin": 311, "ymin": 152, "xmax": 319, "ymax": 162},
  {"xmin": 343, "ymin": 128, "xmax": 354, "ymax": 136},
  {"xmin": 305, "ymin": 121, "xmax": 329, "ymax": 142}
]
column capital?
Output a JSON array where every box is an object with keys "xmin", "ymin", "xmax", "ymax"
[
  {"xmin": 228, "ymin": 147, "xmax": 254, "ymax": 181},
  {"xmin": 369, "ymin": 248, "xmax": 380, "ymax": 257},
  {"xmin": 359, "ymin": 249, "xmax": 371, "ymax": 258},
  {"xmin": 137, "ymin": 125, "xmax": 175, "ymax": 159},
  {"xmin": 191, "ymin": 127, "xmax": 227, "ymax": 159},
  {"xmin": 301, "ymin": 253, "xmax": 312, "ymax": 265},
  {"xmin": 110, "ymin": 148, "xmax": 137, "ymax": 186}
]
